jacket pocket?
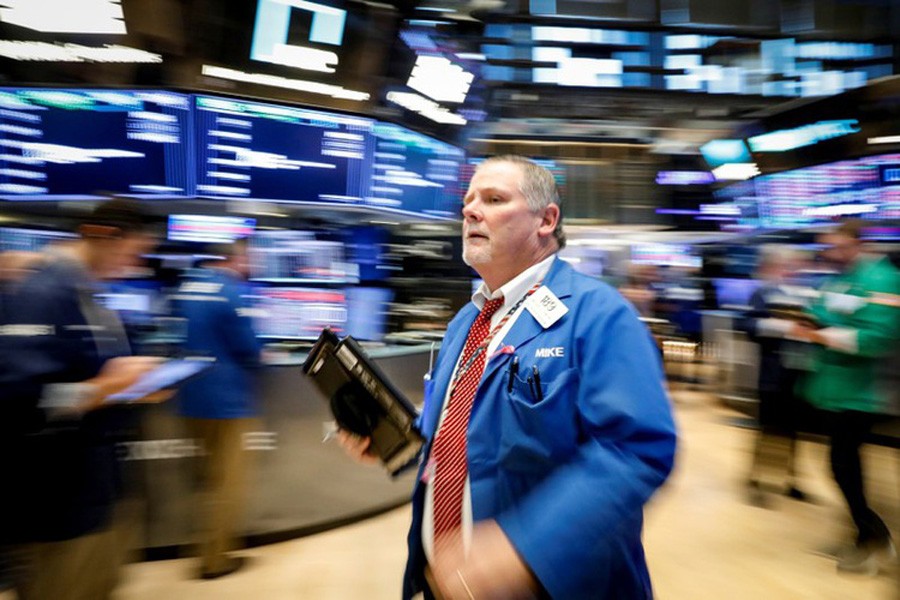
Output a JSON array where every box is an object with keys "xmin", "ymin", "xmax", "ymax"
[{"xmin": 499, "ymin": 366, "xmax": 580, "ymax": 472}]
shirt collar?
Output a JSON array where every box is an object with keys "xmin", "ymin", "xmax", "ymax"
[{"xmin": 472, "ymin": 254, "xmax": 556, "ymax": 312}]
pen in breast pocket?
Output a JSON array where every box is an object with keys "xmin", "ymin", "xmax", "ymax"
[
  {"xmin": 508, "ymin": 356, "xmax": 519, "ymax": 392},
  {"xmin": 532, "ymin": 365, "xmax": 543, "ymax": 401}
]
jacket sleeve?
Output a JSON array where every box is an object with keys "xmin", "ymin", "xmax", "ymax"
[
  {"xmin": 852, "ymin": 265, "xmax": 900, "ymax": 357},
  {"xmin": 808, "ymin": 264, "xmax": 900, "ymax": 358},
  {"xmin": 496, "ymin": 293, "xmax": 677, "ymax": 598}
]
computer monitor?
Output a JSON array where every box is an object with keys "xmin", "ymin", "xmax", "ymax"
[
  {"xmin": 344, "ymin": 287, "xmax": 394, "ymax": 342},
  {"xmin": 193, "ymin": 95, "xmax": 374, "ymax": 204},
  {"xmin": 0, "ymin": 227, "xmax": 76, "ymax": 252},
  {"xmin": 713, "ymin": 278, "xmax": 761, "ymax": 309},
  {"xmin": 0, "ymin": 89, "xmax": 193, "ymax": 199},
  {"xmin": 248, "ymin": 230, "xmax": 356, "ymax": 283},
  {"xmin": 700, "ymin": 139, "xmax": 752, "ymax": 169},
  {"xmin": 366, "ymin": 122, "xmax": 465, "ymax": 220},
  {"xmin": 631, "ymin": 243, "xmax": 702, "ymax": 269},
  {"xmin": 168, "ymin": 215, "xmax": 256, "ymax": 243},
  {"xmin": 250, "ymin": 286, "xmax": 348, "ymax": 340}
]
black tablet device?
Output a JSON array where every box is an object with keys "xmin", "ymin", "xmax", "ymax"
[
  {"xmin": 303, "ymin": 328, "xmax": 424, "ymax": 476},
  {"xmin": 107, "ymin": 357, "xmax": 216, "ymax": 403}
]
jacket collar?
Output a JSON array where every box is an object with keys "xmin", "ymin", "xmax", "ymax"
[
  {"xmin": 479, "ymin": 256, "xmax": 574, "ymax": 379},
  {"xmin": 422, "ymin": 257, "xmax": 576, "ymax": 439}
]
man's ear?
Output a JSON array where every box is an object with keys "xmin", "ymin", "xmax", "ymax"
[{"xmin": 538, "ymin": 204, "xmax": 560, "ymax": 239}]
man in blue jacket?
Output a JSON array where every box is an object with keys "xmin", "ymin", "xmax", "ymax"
[
  {"xmin": 173, "ymin": 237, "xmax": 262, "ymax": 579},
  {"xmin": 343, "ymin": 155, "xmax": 676, "ymax": 599}
]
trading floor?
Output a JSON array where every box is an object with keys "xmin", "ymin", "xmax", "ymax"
[{"xmin": 84, "ymin": 388, "xmax": 899, "ymax": 600}]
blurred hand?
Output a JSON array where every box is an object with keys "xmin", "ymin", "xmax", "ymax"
[
  {"xmin": 430, "ymin": 520, "xmax": 540, "ymax": 600},
  {"xmin": 137, "ymin": 389, "xmax": 177, "ymax": 404},
  {"xmin": 83, "ymin": 356, "xmax": 164, "ymax": 410},
  {"xmin": 789, "ymin": 322, "xmax": 816, "ymax": 342},
  {"xmin": 335, "ymin": 429, "xmax": 380, "ymax": 465},
  {"xmin": 788, "ymin": 323, "xmax": 826, "ymax": 345}
]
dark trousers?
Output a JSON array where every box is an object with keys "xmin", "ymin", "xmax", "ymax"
[{"xmin": 828, "ymin": 410, "xmax": 890, "ymax": 546}]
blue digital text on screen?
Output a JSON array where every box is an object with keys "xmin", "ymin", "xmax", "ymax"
[{"xmin": 0, "ymin": 89, "xmax": 193, "ymax": 199}]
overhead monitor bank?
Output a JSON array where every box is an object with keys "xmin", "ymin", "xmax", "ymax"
[
  {"xmin": 0, "ymin": 88, "xmax": 465, "ymax": 220},
  {"xmin": 0, "ymin": 89, "xmax": 193, "ymax": 199}
]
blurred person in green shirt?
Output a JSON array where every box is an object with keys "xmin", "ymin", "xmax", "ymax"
[{"xmin": 793, "ymin": 219, "xmax": 900, "ymax": 575}]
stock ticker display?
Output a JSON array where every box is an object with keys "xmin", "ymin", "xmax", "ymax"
[
  {"xmin": 0, "ymin": 89, "xmax": 193, "ymax": 199},
  {"xmin": 0, "ymin": 88, "xmax": 465, "ymax": 220},
  {"xmin": 193, "ymin": 95, "xmax": 375, "ymax": 205},
  {"xmin": 194, "ymin": 95, "xmax": 463, "ymax": 219}
]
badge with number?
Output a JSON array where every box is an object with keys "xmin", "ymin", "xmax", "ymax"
[{"xmin": 524, "ymin": 286, "xmax": 568, "ymax": 329}]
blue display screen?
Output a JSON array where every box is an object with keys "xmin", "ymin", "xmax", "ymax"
[
  {"xmin": 700, "ymin": 139, "xmax": 752, "ymax": 169},
  {"xmin": 194, "ymin": 96, "xmax": 464, "ymax": 219},
  {"xmin": 194, "ymin": 95, "xmax": 374, "ymax": 204},
  {"xmin": 0, "ymin": 226, "xmax": 76, "ymax": 252},
  {"xmin": 344, "ymin": 286, "xmax": 394, "ymax": 341},
  {"xmin": 0, "ymin": 89, "xmax": 193, "ymax": 200},
  {"xmin": 0, "ymin": 88, "xmax": 465, "ymax": 219},
  {"xmin": 713, "ymin": 278, "xmax": 761, "ymax": 309},
  {"xmin": 367, "ymin": 122, "xmax": 465, "ymax": 219}
]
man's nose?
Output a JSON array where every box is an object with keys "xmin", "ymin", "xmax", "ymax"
[{"xmin": 462, "ymin": 198, "xmax": 482, "ymax": 221}]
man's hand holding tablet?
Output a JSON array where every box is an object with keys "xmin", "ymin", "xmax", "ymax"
[{"xmin": 79, "ymin": 356, "xmax": 215, "ymax": 410}]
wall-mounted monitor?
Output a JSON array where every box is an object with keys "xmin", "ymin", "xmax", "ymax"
[
  {"xmin": 0, "ymin": 89, "xmax": 193, "ymax": 200},
  {"xmin": 631, "ymin": 243, "xmax": 702, "ymax": 269},
  {"xmin": 344, "ymin": 286, "xmax": 394, "ymax": 341},
  {"xmin": 749, "ymin": 153, "xmax": 900, "ymax": 229},
  {"xmin": 700, "ymin": 139, "xmax": 752, "ymax": 169},
  {"xmin": 167, "ymin": 214, "xmax": 256, "ymax": 244},
  {"xmin": 194, "ymin": 95, "xmax": 374, "ymax": 204},
  {"xmin": 366, "ymin": 122, "xmax": 464, "ymax": 219},
  {"xmin": 250, "ymin": 286, "xmax": 347, "ymax": 340},
  {"xmin": 0, "ymin": 226, "xmax": 76, "ymax": 252},
  {"xmin": 713, "ymin": 277, "xmax": 761, "ymax": 310}
]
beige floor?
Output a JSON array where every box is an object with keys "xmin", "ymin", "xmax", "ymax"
[{"xmin": 6, "ymin": 390, "xmax": 897, "ymax": 599}]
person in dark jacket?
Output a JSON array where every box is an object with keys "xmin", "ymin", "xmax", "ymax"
[
  {"xmin": 173, "ymin": 237, "xmax": 262, "ymax": 579},
  {"xmin": 739, "ymin": 245, "xmax": 814, "ymax": 506},
  {"xmin": 0, "ymin": 198, "xmax": 163, "ymax": 600}
]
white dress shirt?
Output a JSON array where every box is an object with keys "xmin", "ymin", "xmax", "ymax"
[{"xmin": 421, "ymin": 254, "xmax": 556, "ymax": 562}]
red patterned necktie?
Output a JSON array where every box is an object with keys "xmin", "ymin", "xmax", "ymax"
[{"xmin": 431, "ymin": 296, "xmax": 505, "ymax": 553}]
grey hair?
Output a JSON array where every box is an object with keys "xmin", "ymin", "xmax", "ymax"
[
  {"xmin": 756, "ymin": 244, "xmax": 807, "ymax": 271},
  {"xmin": 476, "ymin": 155, "xmax": 566, "ymax": 249}
]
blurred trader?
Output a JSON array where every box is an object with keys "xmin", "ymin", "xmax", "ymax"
[
  {"xmin": 342, "ymin": 155, "xmax": 676, "ymax": 599},
  {"xmin": 0, "ymin": 198, "xmax": 163, "ymax": 600},
  {"xmin": 793, "ymin": 220, "xmax": 900, "ymax": 574},
  {"xmin": 172, "ymin": 237, "xmax": 262, "ymax": 579},
  {"xmin": 738, "ymin": 245, "xmax": 813, "ymax": 506}
]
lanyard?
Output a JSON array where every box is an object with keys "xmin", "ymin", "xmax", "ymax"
[{"xmin": 449, "ymin": 281, "xmax": 543, "ymax": 391}]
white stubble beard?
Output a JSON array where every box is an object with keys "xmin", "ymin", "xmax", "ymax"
[{"xmin": 462, "ymin": 238, "xmax": 492, "ymax": 267}]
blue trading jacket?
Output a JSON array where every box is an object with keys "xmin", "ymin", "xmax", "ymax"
[
  {"xmin": 173, "ymin": 268, "xmax": 262, "ymax": 419},
  {"xmin": 403, "ymin": 257, "xmax": 677, "ymax": 600}
]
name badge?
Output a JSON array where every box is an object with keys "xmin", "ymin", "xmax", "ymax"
[{"xmin": 524, "ymin": 286, "xmax": 568, "ymax": 329}]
